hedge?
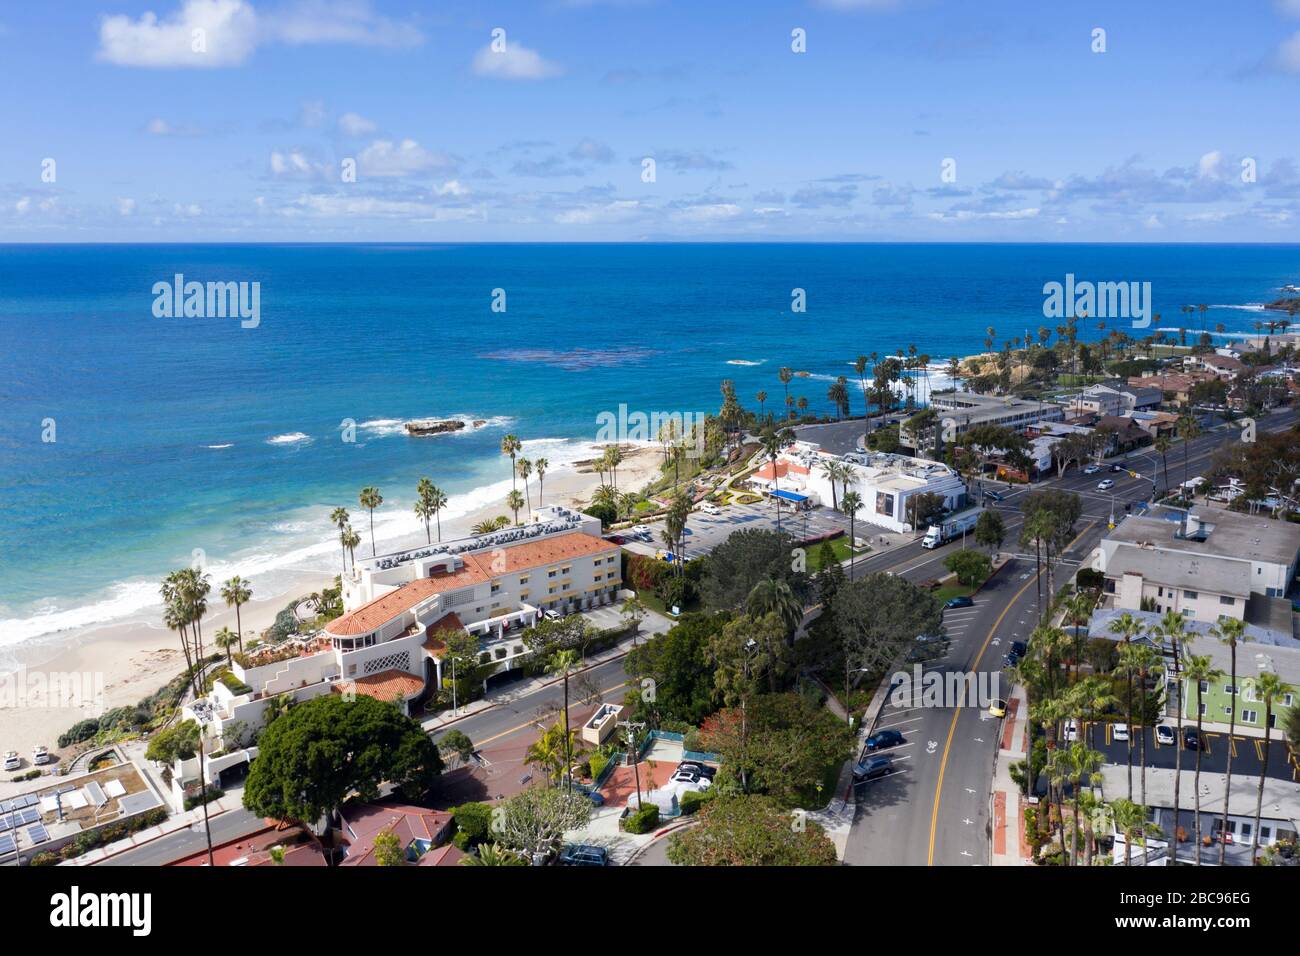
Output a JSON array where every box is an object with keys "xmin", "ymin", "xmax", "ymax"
[
  {"xmin": 589, "ymin": 753, "xmax": 609, "ymax": 782},
  {"xmin": 680, "ymin": 789, "xmax": 715, "ymax": 816},
  {"xmin": 623, "ymin": 804, "xmax": 660, "ymax": 834}
]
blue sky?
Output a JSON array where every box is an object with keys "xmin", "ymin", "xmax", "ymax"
[{"xmin": 3, "ymin": 0, "xmax": 1300, "ymax": 241}]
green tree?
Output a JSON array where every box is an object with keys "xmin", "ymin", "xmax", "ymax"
[
  {"xmin": 841, "ymin": 491, "xmax": 863, "ymax": 577},
  {"xmin": 666, "ymin": 795, "xmax": 838, "ymax": 866},
  {"xmin": 213, "ymin": 626, "xmax": 239, "ymax": 666},
  {"xmin": 1182, "ymin": 653, "xmax": 1224, "ymax": 863},
  {"xmin": 329, "ymin": 508, "xmax": 350, "ymax": 575},
  {"xmin": 358, "ymin": 486, "xmax": 383, "ymax": 556},
  {"xmin": 460, "ymin": 843, "xmax": 526, "ymax": 866},
  {"xmin": 144, "ymin": 719, "xmax": 200, "ymax": 764},
  {"xmin": 1249, "ymin": 672, "xmax": 1287, "ymax": 865},
  {"xmin": 243, "ymin": 694, "xmax": 443, "ymax": 824},
  {"xmin": 491, "ymin": 786, "xmax": 591, "ymax": 863},
  {"xmin": 1209, "ymin": 615, "xmax": 1250, "ymax": 865},
  {"xmin": 623, "ymin": 611, "xmax": 730, "ymax": 726},
  {"xmin": 506, "ymin": 488, "xmax": 525, "ymax": 525},
  {"xmin": 220, "ymin": 576, "xmax": 251, "ymax": 653},
  {"xmin": 974, "ymin": 509, "xmax": 1005, "ymax": 555},
  {"xmin": 438, "ymin": 729, "xmax": 476, "ymax": 768},
  {"xmin": 546, "ymin": 648, "xmax": 581, "ymax": 790},
  {"xmin": 944, "ymin": 549, "xmax": 991, "ymax": 587},
  {"xmin": 744, "ymin": 578, "xmax": 804, "ymax": 640},
  {"xmin": 702, "ymin": 528, "xmax": 809, "ymax": 612},
  {"xmin": 373, "ymin": 829, "xmax": 406, "ymax": 866}
]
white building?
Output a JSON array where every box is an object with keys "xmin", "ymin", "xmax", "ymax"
[{"xmin": 177, "ymin": 507, "xmax": 622, "ymax": 791}]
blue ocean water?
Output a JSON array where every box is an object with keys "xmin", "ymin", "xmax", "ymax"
[{"xmin": 1, "ymin": 242, "xmax": 1297, "ymax": 647}]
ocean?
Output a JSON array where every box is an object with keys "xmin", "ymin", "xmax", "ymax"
[{"xmin": 2, "ymin": 242, "xmax": 1297, "ymax": 656}]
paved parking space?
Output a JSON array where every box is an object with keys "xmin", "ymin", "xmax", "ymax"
[{"xmin": 1092, "ymin": 724, "xmax": 1296, "ymax": 782}]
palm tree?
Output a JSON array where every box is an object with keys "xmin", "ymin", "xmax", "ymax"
[
  {"xmin": 220, "ymin": 576, "xmax": 251, "ymax": 653},
  {"xmin": 606, "ymin": 445, "xmax": 624, "ymax": 493},
  {"xmin": 534, "ymin": 458, "xmax": 548, "ymax": 508},
  {"xmin": 342, "ymin": 526, "xmax": 360, "ymax": 569},
  {"xmin": 427, "ymin": 484, "xmax": 448, "ymax": 540},
  {"xmin": 501, "ymin": 434, "xmax": 522, "ymax": 490},
  {"xmin": 1127, "ymin": 644, "xmax": 1164, "ymax": 807},
  {"xmin": 1176, "ymin": 412, "xmax": 1200, "ymax": 493},
  {"xmin": 818, "ymin": 459, "xmax": 842, "ymax": 510},
  {"xmin": 778, "ymin": 367, "xmax": 794, "ymax": 420},
  {"xmin": 1153, "ymin": 435, "xmax": 1172, "ymax": 497},
  {"xmin": 1183, "ymin": 653, "xmax": 1224, "ymax": 863},
  {"xmin": 506, "ymin": 489, "xmax": 525, "ymax": 525},
  {"xmin": 1061, "ymin": 741, "xmax": 1104, "ymax": 866},
  {"xmin": 1111, "ymin": 797, "xmax": 1161, "ymax": 867},
  {"xmin": 1249, "ymin": 672, "xmax": 1286, "ymax": 865},
  {"xmin": 461, "ymin": 843, "xmax": 523, "ymax": 866},
  {"xmin": 518, "ymin": 457, "xmax": 533, "ymax": 512},
  {"xmin": 756, "ymin": 390, "xmax": 768, "ymax": 423},
  {"xmin": 329, "ymin": 507, "xmax": 350, "ymax": 575},
  {"xmin": 745, "ymin": 578, "xmax": 803, "ymax": 641},
  {"xmin": 161, "ymin": 590, "xmax": 196, "ymax": 695},
  {"xmin": 1155, "ymin": 609, "xmax": 1188, "ymax": 864},
  {"xmin": 414, "ymin": 496, "xmax": 435, "ymax": 544},
  {"xmin": 358, "ymin": 486, "xmax": 383, "ymax": 556},
  {"xmin": 214, "ymin": 626, "xmax": 239, "ymax": 666},
  {"xmin": 546, "ymin": 648, "xmax": 581, "ymax": 792},
  {"xmin": 841, "ymin": 491, "xmax": 863, "ymax": 577},
  {"xmin": 1108, "ymin": 613, "xmax": 1145, "ymax": 801},
  {"xmin": 1209, "ymin": 615, "xmax": 1250, "ymax": 865}
]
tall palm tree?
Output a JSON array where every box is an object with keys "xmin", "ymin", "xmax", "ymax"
[
  {"xmin": 1061, "ymin": 741, "xmax": 1104, "ymax": 866},
  {"xmin": 841, "ymin": 491, "xmax": 863, "ymax": 577},
  {"xmin": 329, "ymin": 507, "xmax": 350, "ymax": 575},
  {"xmin": 745, "ymin": 578, "xmax": 803, "ymax": 642},
  {"xmin": 214, "ymin": 626, "xmax": 239, "ymax": 666},
  {"xmin": 778, "ymin": 367, "xmax": 794, "ymax": 420},
  {"xmin": 414, "ymin": 496, "xmax": 435, "ymax": 543},
  {"xmin": 427, "ymin": 484, "xmax": 448, "ymax": 540},
  {"xmin": 220, "ymin": 576, "xmax": 251, "ymax": 654},
  {"xmin": 501, "ymin": 434, "xmax": 522, "ymax": 490},
  {"xmin": 358, "ymin": 486, "xmax": 383, "ymax": 556},
  {"xmin": 1249, "ymin": 672, "xmax": 1286, "ymax": 865},
  {"xmin": 818, "ymin": 459, "xmax": 842, "ymax": 510},
  {"xmin": 606, "ymin": 445, "xmax": 624, "ymax": 493},
  {"xmin": 756, "ymin": 390, "xmax": 768, "ymax": 423},
  {"xmin": 1109, "ymin": 613, "xmax": 1145, "ymax": 800},
  {"xmin": 1176, "ymin": 411, "xmax": 1200, "ymax": 492},
  {"xmin": 1155, "ymin": 610, "xmax": 1189, "ymax": 864},
  {"xmin": 342, "ymin": 526, "xmax": 360, "ymax": 569},
  {"xmin": 1182, "ymin": 653, "xmax": 1224, "ymax": 863},
  {"xmin": 1209, "ymin": 615, "xmax": 1250, "ymax": 865},
  {"xmin": 517, "ymin": 457, "xmax": 533, "ymax": 512},
  {"xmin": 854, "ymin": 355, "xmax": 870, "ymax": 432},
  {"xmin": 1127, "ymin": 644, "xmax": 1164, "ymax": 808},
  {"xmin": 161, "ymin": 591, "xmax": 196, "ymax": 695},
  {"xmin": 546, "ymin": 648, "xmax": 581, "ymax": 793},
  {"xmin": 506, "ymin": 489, "xmax": 525, "ymax": 525},
  {"xmin": 533, "ymin": 458, "xmax": 548, "ymax": 508},
  {"xmin": 1111, "ymin": 797, "xmax": 1159, "ymax": 867},
  {"xmin": 1153, "ymin": 435, "xmax": 1172, "ymax": 497}
]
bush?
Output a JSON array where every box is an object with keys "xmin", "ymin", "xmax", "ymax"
[
  {"xmin": 29, "ymin": 851, "xmax": 61, "ymax": 867},
  {"xmin": 623, "ymin": 804, "xmax": 660, "ymax": 834},
  {"xmin": 183, "ymin": 785, "xmax": 224, "ymax": 811},
  {"xmin": 1075, "ymin": 568, "xmax": 1105, "ymax": 591},
  {"xmin": 451, "ymin": 802, "xmax": 494, "ymax": 845},
  {"xmin": 58, "ymin": 718, "xmax": 102, "ymax": 749},
  {"xmin": 680, "ymin": 789, "xmax": 715, "ymax": 816},
  {"xmin": 589, "ymin": 752, "xmax": 609, "ymax": 782}
]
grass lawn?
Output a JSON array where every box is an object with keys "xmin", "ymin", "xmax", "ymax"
[
  {"xmin": 931, "ymin": 580, "xmax": 980, "ymax": 604},
  {"xmin": 806, "ymin": 536, "xmax": 870, "ymax": 571},
  {"xmin": 796, "ymin": 759, "xmax": 847, "ymax": 809},
  {"xmin": 635, "ymin": 588, "xmax": 700, "ymax": 619}
]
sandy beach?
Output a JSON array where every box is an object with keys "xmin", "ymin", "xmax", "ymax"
[{"xmin": 0, "ymin": 444, "xmax": 664, "ymax": 762}]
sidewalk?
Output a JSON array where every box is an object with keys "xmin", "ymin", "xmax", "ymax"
[{"xmin": 990, "ymin": 683, "xmax": 1032, "ymax": 865}]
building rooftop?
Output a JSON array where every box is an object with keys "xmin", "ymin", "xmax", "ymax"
[
  {"xmin": 1107, "ymin": 547, "xmax": 1252, "ymax": 596},
  {"xmin": 339, "ymin": 802, "xmax": 456, "ymax": 867},
  {"xmin": 335, "ymin": 668, "xmax": 426, "ymax": 703},
  {"xmin": 1108, "ymin": 505, "xmax": 1300, "ymax": 568}
]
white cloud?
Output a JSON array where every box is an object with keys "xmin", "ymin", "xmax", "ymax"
[
  {"xmin": 433, "ymin": 180, "xmax": 469, "ymax": 197},
  {"xmin": 270, "ymin": 150, "xmax": 323, "ymax": 178},
  {"xmin": 671, "ymin": 202, "xmax": 742, "ymax": 223},
  {"xmin": 357, "ymin": 139, "xmax": 453, "ymax": 177},
  {"xmin": 338, "ymin": 111, "xmax": 376, "ymax": 136},
  {"xmin": 928, "ymin": 207, "xmax": 1040, "ymax": 222},
  {"xmin": 1279, "ymin": 31, "xmax": 1300, "ymax": 72},
  {"xmin": 98, "ymin": 0, "xmax": 260, "ymax": 68},
  {"xmin": 116, "ymin": 197, "xmax": 137, "ymax": 215},
  {"xmin": 472, "ymin": 40, "xmax": 562, "ymax": 80},
  {"xmin": 1197, "ymin": 150, "xmax": 1224, "ymax": 180},
  {"xmin": 554, "ymin": 199, "xmax": 642, "ymax": 225},
  {"xmin": 279, "ymin": 193, "xmax": 482, "ymax": 220},
  {"xmin": 569, "ymin": 138, "xmax": 614, "ymax": 163},
  {"xmin": 97, "ymin": 0, "xmax": 422, "ymax": 68},
  {"xmin": 146, "ymin": 118, "xmax": 173, "ymax": 135},
  {"xmin": 15, "ymin": 197, "xmax": 31, "ymax": 214},
  {"xmin": 173, "ymin": 202, "xmax": 204, "ymax": 217}
]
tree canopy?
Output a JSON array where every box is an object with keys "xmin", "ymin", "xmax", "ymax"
[
  {"xmin": 701, "ymin": 528, "xmax": 810, "ymax": 611},
  {"xmin": 666, "ymin": 795, "xmax": 838, "ymax": 866},
  {"xmin": 623, "ymin": 611, "xmax": 730, "ymax": 725},
  {"xmin": 243, "ymin": 694, "xmax": 443, "ymax": 824}
]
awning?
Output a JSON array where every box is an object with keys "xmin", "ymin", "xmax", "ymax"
[{"xmin": 769, "ymin": 489, "xmax": 809, "ymax": 503}]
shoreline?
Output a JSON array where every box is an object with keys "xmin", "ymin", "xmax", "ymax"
[{"xmin": 0, "ymin": 444, "xmax": 663, "ymax": 760}]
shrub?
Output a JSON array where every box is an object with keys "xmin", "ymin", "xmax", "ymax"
[
  {"xmin": 1075, "ymin": 568, "xmax": 1105, "ymax": 591},
  {"xmin": 680, "ymin": 789, "xmax": 715, "ymax": 816},
  {"xmin": 29, "ymin": 851, "xmax": 60, "ymax": 867},
  {"xmin": 183, "ymin": 786, "xmax": 224, "ymax": 811},
  {"xmin": 58, "ymin": 718, "xmax": 102, "ymax": 748},
  {"xmin": 623, "ymin": 804, "xmax": 660, "ymax": 834},
  {"xmin": 589, "ymin": 752, "xmax": 609, "ymax": 782},
  {"xmin": 451, "ymin": 802, "xmax": 493, "ymax": 845}
]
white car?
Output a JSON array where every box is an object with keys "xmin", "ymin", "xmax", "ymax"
[
  {"xmin": 32, "ymin": 745, "xmax": 50, "ymax": 766},
  {"xmin": 670, "ymin": 770, "xmax": 712, "ymax": 788},
  {"xmin": 1112, "ymin": 723, "xmax": 1129, "ymax": 742},
  {"xmin": 1097, "ymin": 479, "xmax": 1115, "ymax": 491},
  {"xmin": 3, "ymin": 751, "xmax": 20, "ymax": 771},
  {"xmin": 700, "ymin": 503, "xmax": 721, "ymax": 516},
  {"xmin": 1155, "ymin": 725, "xmax": 1176, "ymax": 746},
  {"xmin": 1062, "ymin": 720, "xmax": 1079, "ymax": 742},
  {"xmin": 1083, "ymin": 464, "xmax": 1100, "ymax": 475}
]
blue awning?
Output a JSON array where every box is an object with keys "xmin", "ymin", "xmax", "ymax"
[{"xmin": 769, "ymin": 489, "xmax": 809, "ymax": 503}]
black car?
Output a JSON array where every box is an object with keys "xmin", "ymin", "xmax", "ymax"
[
  {"xmin": 558, "ymin": 844, "xmax": 609, "ymax": 866},
  {"xmin": 1004, "ymin": 640, "xmax": 1027, "ymax": 665},
  {"xmin": 1110, "ymin": 463, "xmax": 1125, "ymax": 473},
  {"xmin": 865, "ymin": 729, "xmax": 904, "ymax": 751},
  {"xmin": 676, "ymin": 760, "xmax": 716, "ymax": 780},
  {"xmin": 1183, "ymin": 727, "xmax": 1202, "ymax": 751},
  {"xmin": 945, "ymin": 596, "xmax": 974, "ymax": 609}
]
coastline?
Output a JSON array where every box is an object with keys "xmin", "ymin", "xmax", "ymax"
[{"xmin": 0, "ymin": 444, "xmax": 663, "ymax": 761}]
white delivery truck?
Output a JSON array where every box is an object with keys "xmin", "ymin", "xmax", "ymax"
[{"xmin": 921, "ymin": 507, "xmax": 983, "ymax": 549}]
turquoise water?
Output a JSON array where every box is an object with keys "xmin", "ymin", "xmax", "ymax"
[{"xmin": 1, "ymin": 242, "xmax": 1297, "ymax": 646}]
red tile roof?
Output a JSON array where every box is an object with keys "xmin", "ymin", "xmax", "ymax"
[
  {"xmin": 334, "ymin": 668, "xmax": 424, "ymax": 702},
  {"xmin": 339, "ymin": 803, "xmax": 455, "ymax": 867},
  {"xmin": 423, "ymin": 612, "xmax": 463, "ymax": 656}
]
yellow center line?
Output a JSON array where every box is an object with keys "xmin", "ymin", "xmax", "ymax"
[{"xmin": 926, "ymin": 519, "xmax": 1097, "ymax": 866}]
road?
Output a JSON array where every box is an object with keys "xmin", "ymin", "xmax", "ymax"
[{"xmin": 104, "ymin": 806, "xmax": 263, "ymax": 866}]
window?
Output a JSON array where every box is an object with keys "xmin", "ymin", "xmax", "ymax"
[
  {"xmin": 1241, "ymin": 709, "xmax": 1258, "ymax": 723},
  {"xmin": 1243, "ymin": 686, "xmax": 1256, "ymax": 702},
  {"xmin": 1224, "ymin": 706, "xmax": 1233, "ymax": 717},
  {"xmin": 1198, "ymin": 702, "xmax": 1207, "ymax": 715},
  {"xmin": 519, "ymin": 575, "xmax": 529, "ymax": 585},
  {"xmin": 562, "ymin": 582, "xmax": 571, "ymax": 591},
  {"xmin": 1183, "ymin": 589, "xmax": 1197, "ymax": 600},
  {"xmin": 548, "ymin": 569, "xmax": 557, "ymax": 578},
  {"xmin": 490, "ymin": 583, "xmax": 501, "ymax": 594},
  {"xmin": 1224, "ymin": 684, "xmax": 1236, "ymax": 696},
  {"xmin": 1198, "ymin": 680, "xmax": 1209, "ymax": 693},
  {"xmin": 1181, "ymin": 608, "xmax": 1194, "ymax": 618},
  {"xmin": 1284, "ymin": 694, "xmax": 1294, "ymax": 707},
  {"xmin": 1219, "ymin": 595, "xmax": 1234, "ymax": 606}
]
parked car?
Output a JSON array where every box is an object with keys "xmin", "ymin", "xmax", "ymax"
[
  {"xmin": 558, "ymin": 844, "xmax": 609, "ymax": 866},
  {"xmin": 1004, "ymin": 640, "xmax": 1027, "ymax": 666},
  {"xmin": 586, "ymin": 790, "xmax": 605, "ymax": 807},
  {"xmin": 700, "ymin": 503, "xmax": 721, "ymax": 516},
  {"xmin": 1112, "ymin": 722, "xmax": 1129, "ymax": 742},
  {"xmin": 1062, "ymin": 719, "xmax": 1079, "ymax": 742},
  {"xmin": 1155, "ymin": 725, "xmax": 1176, "ymax": 746},
  {"xmin": 1183, "ymin": 727, "xmax": 1202, "ymax": 751},
  {"xmin": 945, "ymin": 596, "xmax": 974, "ymax": 609},
  {"xmin": 853, "ymin": 754, "xmax": 894, "ymax": 781},
  {"xmin": 670, "ymin": 768, "xmax": 712, "ymax": 788},
  {"xmin": 1084, "ymin": 464, "xmax": 1101, "ymax": 475},
  {"xmin": 1097, "ymin": 479, "xmax": 1115, "ymax": 491},
  {"xmin": 604, "ymin": 534, "xmax": 627, "ymax": 545},
  {"xmin": 865, "ymin": 729, "xmax": 905, "ymax": 751},
  {"xmin": 988, "ymin": 699, "xmax": 1008, "ymax": 718},
  {"xmin": 31, "ymin": 745, "xmax": 50, "ymax": 766},
  {"xmin": 676, "ymin": 761, "xmax": 716, "ymax": 780},
  {"xmin": 2, "ymin": 751, "xmax": 20, "ymax": 772}
]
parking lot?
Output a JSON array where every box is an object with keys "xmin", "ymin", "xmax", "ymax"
[
  {"xmin": 1091, "ymin": 723, "xmax": 1298, "ymax": 782},
  {"xmin": 620, "ymin": 499, "xmax": 873, "ymax": 560}
]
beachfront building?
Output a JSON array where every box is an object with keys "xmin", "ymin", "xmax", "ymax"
[
  {"xmin": 175, "ymin": 506, "xmax": 622, "ymax": 794},
  {"xmin": 1093, "ymin": 505, "xmax": 1300, "ymax": 642},
  {"xmin": 753, "ymin": 441, "xmax": 969, "ymax": 533}
]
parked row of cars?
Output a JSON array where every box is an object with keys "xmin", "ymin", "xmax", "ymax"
[{"xmin": 3, "ymin": 746, "xmax": 50, "ymax": 772}]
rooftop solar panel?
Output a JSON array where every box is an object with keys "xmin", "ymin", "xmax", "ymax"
[
  {"xmin": 0, "ymin": 815, "xmax": 11, "ymax": 832},
  {"xmin": 19, "ymin": 808, "xmax": 39, "ymax": 825},
  {"xmin": 0, "ymin": 835, "xmax": 15, "ymax": 856},
  {"xmin": 26, "ymin": 824, "xmax": 48, "ymax": 844}
]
